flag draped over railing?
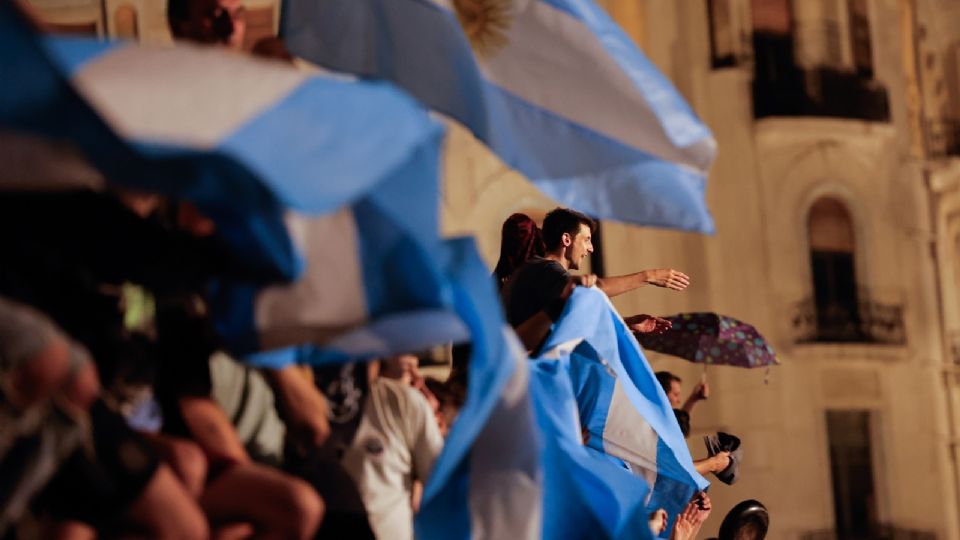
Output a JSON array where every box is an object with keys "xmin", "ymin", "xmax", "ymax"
[
  {"xmin": 536, "ymin": 287, "xmax": 709, "ymax": 535},
  {"xmin": 281, "ymin": 0, "xmax": 717, "ymax": 232}
]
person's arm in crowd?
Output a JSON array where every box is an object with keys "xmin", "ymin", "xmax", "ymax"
[
  {"xmin": 693, "ymin": 451, "xmax": 729, "ymax": 476},
  {"xmin": 179, "ymin": 396, "xmax": 251, "ymax": 465},
  {"xmin": 411, "ymin": 390, "xmax": 445, "ymax": 489},
  {"xmin": 263, "ymin": 366, "xmax": 331, "ymax": 454},
  {"xmin": 681, "ymin": 382, "xmax": 709, "ymax": 413},
  {"xmin": 514, "ymin": 277, "xmax": 589, "ymax": 352},
  {"xmin": 596, "ymin": 269, "xmax": 690, "ymax": 298},
  {"xmin": 514, "ymin": 311, "xmax": 556, "ymax": 352}
]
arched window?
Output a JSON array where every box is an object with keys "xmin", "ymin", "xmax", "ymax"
[
  {"xmin": 113, "ymin": 5, "xmax": 139, "ymax": 39},
  {"xmin": 808, "ymin": 197, "xmax": 861, "ymax": 341}
]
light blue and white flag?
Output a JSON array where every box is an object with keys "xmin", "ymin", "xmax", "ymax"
[
  {"xmin": 281, "ymin": 0, "xmax": 716, "ymax": 232},
  {"xmin": 530, "ymin": 358, "xmax": 655, "ymax": 540},
  {"xmin": 416, "ymin": 237, "xmax": 542, "ymax": 540},
  {"xmin": 1, "ymin": 9, "xmax": 543, "ymax": 538},
  {"xmin": 0, "ymin": 4, "xmax": 441, "ymax": 282},
  {"xmin": 537, "ymin": 287, "xmax": 708, "ymax": 535},
  {"xmin": 0, "ymin": 3, "xmax": 470, "ymax": 363}
]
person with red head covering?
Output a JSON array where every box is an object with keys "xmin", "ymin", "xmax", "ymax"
[{"xmin": 493, "ymin": 213, "xmax": 546, "ymax": 290}]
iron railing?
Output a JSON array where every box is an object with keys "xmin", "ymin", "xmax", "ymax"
[
  {"xmin": 790, "ymin": 288, "xmax": 905, "ymax": 345},
  {"xmin": 926, "ymin": 119, "xmax": 960, "ymax": 159}
]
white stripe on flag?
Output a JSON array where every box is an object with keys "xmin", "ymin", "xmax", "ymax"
[
  {"xmin": 254, "ymin": 209, "xmax": 367, "ymax": 349},
  {"xmin": 603, "ymin": 379, "xmax": 659, "ymax": 486},
  {"xmin": 478, "ymin": 0, "xmax": 713, "ymax": 171},
  {"xmin": 73, "ymin": 44, "xmax": 307, "ymax": 147},
  {"xmin": 468, "ymin": 330, "xmax": 542, "ymax": 540}
]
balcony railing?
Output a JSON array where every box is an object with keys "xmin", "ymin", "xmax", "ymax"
[
  {"xmin": 926, "ymin": 119, "xmax": 960, "ymax": 159},
  {"xmin": 751, "ymin": 29, "xmax": 889, "ymax": 122},
  {"xmin": 754, "ymin": 67, "xmax": 890, "ymax": 121},
  {"xmin": 790, "ymin": 288, "xmax": 905, "ymax": 345}
]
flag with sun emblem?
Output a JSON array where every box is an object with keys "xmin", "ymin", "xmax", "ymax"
[{"xmin": 281, "ymin": 0, "xmax": 717, "ymax": 233}]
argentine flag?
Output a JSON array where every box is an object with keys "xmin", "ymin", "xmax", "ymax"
[
  {"xmin": 0, "ymin": 1, "xmax": 471, "ymax": 362},
  {"xmin": 537, "ymin": 287, "xmax": 709, "ymax": 536},
  {"xmin": 1, "ymin": 7, "xmax": 542, "ymax": 537},
  {"xmin": 530, "ymin": 358, "xmax": 656, "ymax": 540},
  {"xmin": 281, "ymin": 0, "xmax": 717, "ymax": 232}
]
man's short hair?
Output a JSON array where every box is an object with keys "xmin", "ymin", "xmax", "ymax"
[
  {"xmin": 655, "ymin": 371, "xmax": 681, "ymax": 395},
  {"xmin": 541, "ymin": 208, "xmax": 595, "ymax": 251},
  {"xmin": 719, "ymin": 499, "xmax": 769, "ymax": 540}
]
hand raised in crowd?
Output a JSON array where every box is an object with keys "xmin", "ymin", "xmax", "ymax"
[
  {"xmin": 648, "ymin": 508, "xmax": 668, "ymax": 535},
  {"xmin": 691, "ymin": 382, "xmax": 709, "ymax": 401},
  {"xmin": 670, "ymin": 493, "xmax": 712, "ymax": 540},
  {"xmin": 692, "ymin": 492, "xmax": 712, "ymax": 526},
  {"xmin": 709, "ymin": 451, "xmax": 731, "ymax": 473},
  {"xmin": 625, "ymin": 314, "xmax": 672, "ymax": 334},
  {"xmin": 642, "ymin": 269, "xmax": 690, "ymax": 291}
]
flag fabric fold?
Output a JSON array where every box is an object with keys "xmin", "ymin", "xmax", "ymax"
[
  {"xmin": 1, "ymin": 5, "xmax": 441, "ymax": 281},
  {"xmin": 281, "ymin": 0, "xmax": 716, "ymax": 232}
]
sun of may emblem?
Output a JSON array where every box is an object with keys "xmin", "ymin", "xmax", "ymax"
[{"xmin": 452, "ymin": 0, "xmax": 513, "ymax": 57}]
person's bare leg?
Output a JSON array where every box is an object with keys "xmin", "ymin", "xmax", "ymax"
[
  {"xmin": 45, "ymin": 520, "xmax": 96, "ymax": 540},
  {"xmin": 146, "ymin": 434, "xmax": 208, "ymax": 499},
  {"xmin": 124, "ymin": 464, "xmax": 209, "ymax": 540},
  {"xmin": 200, "ymin": 462, "xmax": 323, "ymax": 540},
  {"xmin": 212, "ymin": 522, "xmax": 255, "ymax": 540}
]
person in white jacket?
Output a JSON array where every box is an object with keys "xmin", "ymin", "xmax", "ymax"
[{"xmin": 341, "ymin": 360, "xmax": 444, "ymax": 540}]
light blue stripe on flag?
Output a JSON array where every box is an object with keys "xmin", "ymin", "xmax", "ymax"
[{"xmin": 281, "ymin": 0, "xmax": 716, "ymax": 232}]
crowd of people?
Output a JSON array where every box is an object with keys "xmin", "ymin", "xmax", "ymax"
[{"xmin": 0, "ymin": 0, "xmax": 770, "ymax": 538}]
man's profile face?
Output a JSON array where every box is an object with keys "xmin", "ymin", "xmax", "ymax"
[
  {"xmin": 565, "ymin": 223, "xmax": 594, "ymax": 271},
  {"xmin": 176, "ymin": 0, "xmax": 247, "ymax": 50},
  {"xmin": 667, "ymin": 380, "xmax": 683, "ymax": 409}
]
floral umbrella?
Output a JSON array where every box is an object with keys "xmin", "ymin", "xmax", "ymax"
[{"xmin": 635, "ymin": 312, "xmax": 778, "ymax": 368}]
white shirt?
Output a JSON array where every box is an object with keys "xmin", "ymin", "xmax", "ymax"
[{"xmin": 341, "ymin": 378, "xmax": 444, "ymax": 540}]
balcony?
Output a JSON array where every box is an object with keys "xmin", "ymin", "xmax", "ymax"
[
  {"xmin": 790, "ymin": 288, "xmax": 905, "ymax": 345},
  {"xmin": 926, "ymin": 118, "xmax": 960, "ymax": 159},
  {"xmin": 753, "ymin": 67, "xmax": 890, "ymax": 121},
  {"xmin": 751, "ymin": 30, "xmax": 890, "ymax": 122}
]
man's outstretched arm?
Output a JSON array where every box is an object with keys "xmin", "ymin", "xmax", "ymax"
[{"xmin": 596, "ymin": 268, "xmax": 690, "ymax": 298}]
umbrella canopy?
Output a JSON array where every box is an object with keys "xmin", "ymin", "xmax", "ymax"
[{"xmin": 636, "ymin": 313, "xmax": 778, "ymax": 368}]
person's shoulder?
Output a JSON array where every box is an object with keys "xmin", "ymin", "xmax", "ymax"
[
  {"xmin": 518, "ymin": 257, "xmax": 567, "ymax": 277},
  {"xmin": 372, "ymin": 378, "xmax": 432, "ymax": 414}
]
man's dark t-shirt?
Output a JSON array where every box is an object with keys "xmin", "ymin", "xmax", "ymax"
[{"xmin": 502, "ymin": 257, "xmax": 571, "ymax": 327}]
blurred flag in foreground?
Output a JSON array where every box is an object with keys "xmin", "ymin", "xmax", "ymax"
[{"xmin": 281, "ymin": 0, "xmax": 717, "ymax": 232}]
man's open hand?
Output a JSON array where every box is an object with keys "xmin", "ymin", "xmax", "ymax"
[
  {"xmin": 643, "ymin": 269, "xmax": 690, "ymax": 291},
  {"xmin": 625, "ymin": 314, "xmax": 672, "ymax": 334}
]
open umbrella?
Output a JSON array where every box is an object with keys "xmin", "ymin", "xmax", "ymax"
[{"xmin": 635, "ymin": 312, "xmax": 778, "ymax": 368}]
